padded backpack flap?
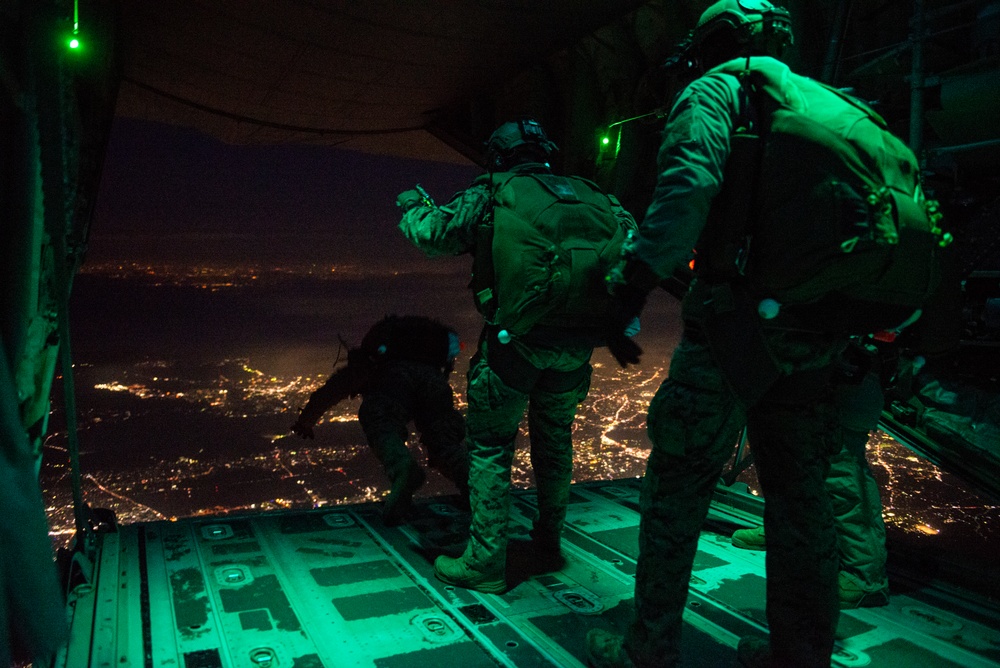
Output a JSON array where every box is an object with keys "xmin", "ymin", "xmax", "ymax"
[
  {"xmin": 483, "ymin": 173, "xmax": 629, "ymax": 335},
  {"xmin": 711, "ymin": 60, "xmax": 944, "ymax": 333}
]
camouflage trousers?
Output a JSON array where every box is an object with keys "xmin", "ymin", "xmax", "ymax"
[
  {"xmin": 625, "ymin": 333, "xmax": 843, "ymax": 668},
  {"xmin": 357, "ymin": 361, "xmax": 468, "ymax": 490},
  {"xmin": 459, "ymin": 342, "xmax": 592, "ymax": 573},
  {"xmin": 831, "ymin": 371, "xmax": 888, "ymax": 591},
  {"xmin": 829, "ymin": 427, "xmax": 889, "ymax": 591}
]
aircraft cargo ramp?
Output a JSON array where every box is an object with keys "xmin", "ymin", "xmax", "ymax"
[{"xmin": 59, "ymin": 479, "xmax": 1000, "ymax": 668}]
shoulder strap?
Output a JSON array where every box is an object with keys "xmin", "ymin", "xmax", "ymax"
[
  {"xmin": 819, "ymin": 81, "xmax": 888, "ymax": 129},
  {"xmin": 469, "ymin": 176, "xmax": 502, "ymax": 322},
  {"xmin": 468, "ymin": 170, "xmax": 533, "ymax": 321},
  {"xmin": 696, "ymin": 71, "xmax": 765, "ymax": 282}
]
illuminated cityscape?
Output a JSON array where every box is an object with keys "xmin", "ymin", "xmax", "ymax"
[
  {"xmin": 41, "ymin": 353, "xmax": 658, "ymax": 542},
  {"xmin": 44, "ymin": 261, "xmax": 999, "ymax": 565},
  {"xmin": 76, "ymin": 258, "xmax": 449, "ymax": 288}
]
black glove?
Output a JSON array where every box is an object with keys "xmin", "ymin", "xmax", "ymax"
[
  {"xmin": 290, "ymin": 418, "xmax": 315, "ymax": 439},
  {"xmin": 396, "ymin": 189, "xmax": 423, "ymax": 212},
  {"xmin": 607, "ymin": 332, "xmax": 643, "ymax": 368},
  {"xmin": 605, "ymin": 286, "xmax": 646, "ymax": 368},
  {"xmin": 604, "ymin": 259, "xmax": 659, "ymax": 368}
]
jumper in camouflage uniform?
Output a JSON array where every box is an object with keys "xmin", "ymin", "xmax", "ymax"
[
  {"xmin": 587, "ymin": 0, "xmax": 935, "ymax": 662},
  {"xmin": 291, "ymin": 315, "xmax": 469, "ymax": 526},
  {"xmin": 397, "ymin": 120, "xmax": 636, "ymax": 592},
  {"xmin": 587, "ymin": 41, "xmax": 866, "ymax": 668}
]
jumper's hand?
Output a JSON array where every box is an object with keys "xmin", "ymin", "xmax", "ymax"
[
  {"xmin": 606, "ymin": 328, "xmax": 643, "ymax": 368},
  {"xmin": 396, "ymin": 189, "xmax": 423, "ymax": 212},
  {"xmin": 607, "ymin": 332, "xmax": 642, "ymax": 368},
  {"xmin": 604, "ymin": 284, "xmax": 647, "ymax": 368}
]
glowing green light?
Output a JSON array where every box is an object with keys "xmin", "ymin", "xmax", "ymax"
[
  {"xmin": 601, "ymin": 136, "xmax": 610, "ymax": 146},
  {"xmin": 68, "ymin": 0, "xmax": 81, "ymax": 50}
]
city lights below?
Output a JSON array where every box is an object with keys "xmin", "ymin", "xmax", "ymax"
[
  {"xmin": 42, "ymin": 348, "xmax": 998, "ymax": 554},
  {"xmin": 77, "ymin": 260, "xmax": 437, "ymax": 290},
  {"xmin": 46, "ymin": 262, "xmax": 999, "ymax": 565}
]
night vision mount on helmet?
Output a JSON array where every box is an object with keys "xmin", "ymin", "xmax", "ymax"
[
  {"xmin": 695, "ymin": 0, "xmax": 793, "ymax": 52},
  {"xmin": 666, "ymin": 0, "xmax": 793, "ymax": 73},
  {"xmin": 485, "ymin": 118, "xmax": 559, "ymax": 171}
]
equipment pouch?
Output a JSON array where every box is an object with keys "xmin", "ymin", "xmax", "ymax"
[
  {"xmin": 698, "ymin": 282, "xmax": 782, "ymax": 407},
  {"xmin": 484, "ymin": 330, "xmax": 541, "ymax": 393}
]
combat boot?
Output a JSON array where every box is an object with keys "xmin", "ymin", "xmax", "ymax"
[
  {"xmin": 382, "ymin": 460, "xmax": 426, "ymax": 527},
  {"xmin": 434, "ymin": 554, "xmax": 506, "ymax": 594},
  {"xmin": 585, "ymin": 629, "xmax": 636, "ymax": 668},
  {"xmin": 839, "ymin": 571, "xmax": 890, "ymax": 609},
  {"xmin": 731, "ymin": 525, "xmax": 766, "ymax": 551}
]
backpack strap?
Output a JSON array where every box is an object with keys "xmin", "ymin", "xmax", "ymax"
[
  {"xmin": 468, "ymin": 172, "xmax": 511, "ymax": 323},
  {"xmin": 470, "ymin": 169, "xmax": 552, "ymax": 323},
  {"xmin": 685, "ymin": 71, "xmax": 786, "ymax": 405},
  {"xmin": 695, "ymin": 70, "xmax": 766, "ymax": 283}
]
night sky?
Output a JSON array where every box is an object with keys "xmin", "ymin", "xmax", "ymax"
[
  {"xmin": 90, "ymin": 117, "xmax": 480, "ymax": 266},
  {"xmin": 79, "ymin": 115, "xmax": 683, "ymax": 368}
]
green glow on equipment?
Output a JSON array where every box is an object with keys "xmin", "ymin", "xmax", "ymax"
[
  {"xmin": 67, "ymin": 0, "xmax": 82, "ymax": 50},
  {"xmin": 597, "ymin": 108, "xmax": 669, "ymax": 168},
  {"xmin": 598, "ymin": 126, "xmax": 622, "ymax": 161}
]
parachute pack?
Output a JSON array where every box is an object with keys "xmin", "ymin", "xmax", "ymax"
[
  {"xmin": 470, "ymin": 171, "xmax": 633, "ymax": 337},
  {"xmin": 702, "ymin": 58, "xmax": 950, "ymax": 335},
  {"xmin": 359, "ymin": 315, "xmax": 458, "ymax": 371}
]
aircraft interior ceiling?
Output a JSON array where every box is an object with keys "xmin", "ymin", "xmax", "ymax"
[{"xmin": 113, "ymin": 0, "xmax": 649, "ymax": 162}]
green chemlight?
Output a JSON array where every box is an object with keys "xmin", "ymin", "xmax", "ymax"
[
  {"xmin": 68, "ymin": 0, "xmax": 81, "ymax": 50},
  {"xmin": 598, "ymin": 127, "xmax": 621, "ymax": 159}
]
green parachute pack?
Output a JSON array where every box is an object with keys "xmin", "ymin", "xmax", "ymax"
[
  {"xmin": 359, "ymin": 315, "xmax": 458, "ymax": 371},
  {"xmin": 471, "ymin": 171, "xmax": 633, "ymax": 337},
  {"xmin": 702, "ymin": 58, "xmax": 951, "ymax": 335}
]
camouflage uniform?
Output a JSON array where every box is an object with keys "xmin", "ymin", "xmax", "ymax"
[
  {"xmin": 358, "ymin": 359, "xmax": 468, "ymax": 491},
  {"xmin": 293, "ymin": 316, "xmax": 469, "ymax": 502},
  {"xmin": 399, "ymin": 163, "xmax": 632, "ymax": 575},
  {"xmin": 629, "ymin": 327, "xmax": 846, "ymax": 667},
  {"xmin": 460, "ymin": 334, "xmax": 592, "ymax": 573},
  {"xmin": 735, "ymin": 366, "xmax": 890, "ymax": 602},
  {"xmin": 830, "ymin": 370, "xmax": 889, "ymax": 595},
  {"xmin": 828, "ymin": 431, "xmax": 890, "ymax": 596},
  {"xmin": 602, "ymin": 57, "xmax": 856, "ymax": 667}
]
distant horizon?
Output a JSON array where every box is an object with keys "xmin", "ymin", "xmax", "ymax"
[
  {"xmin": 82, "ymin": 227, "xmax": 461, "ymax": 270},
  {"xmin": 95, "ymin": 117, "xmax": 479, "ymax": 239}
]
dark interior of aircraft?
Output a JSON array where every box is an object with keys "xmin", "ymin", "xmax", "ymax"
[{"xmin": 2, "ymin": 1, "xmax": 998, "ymax": 666}]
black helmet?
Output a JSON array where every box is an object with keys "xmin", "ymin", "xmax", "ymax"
[
  {"xmin": 693, "ymin": 0, "xmax": 793, "ymax": 68},
  {"xmin": 485, "ymin": 118, "xmax": 558, "ymax": 170}
]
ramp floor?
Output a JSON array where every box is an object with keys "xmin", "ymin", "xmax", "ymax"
[{"xmin": 62, "ymin": 479, "xmax": 1000, "ymax": 667}]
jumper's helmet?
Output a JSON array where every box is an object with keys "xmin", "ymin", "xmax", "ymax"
[
  {"xmin": 485, "ymin": 118, "xmax": 558, "ymax": 170},
  {"xmin": 693, "ymin": 0, "xmax": 793, "ymax": 68}
]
